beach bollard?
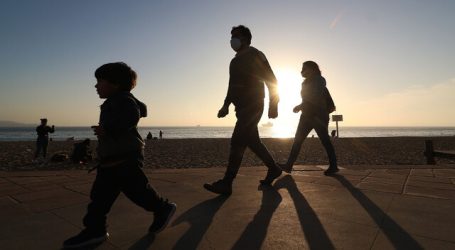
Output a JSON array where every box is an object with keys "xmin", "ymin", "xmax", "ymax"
[{"xmin": 424, "ymin": 140, "xmax": 435, "ymax": 165}]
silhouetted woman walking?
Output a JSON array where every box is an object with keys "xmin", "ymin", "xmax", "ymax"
[{"xmin": 280, "ymin": 61, "xmax": 338, "ymax": 175}]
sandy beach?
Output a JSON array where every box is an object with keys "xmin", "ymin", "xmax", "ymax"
[{"xmin": 0, "ymin": 137, "xmax": 454, "ymax": 171}]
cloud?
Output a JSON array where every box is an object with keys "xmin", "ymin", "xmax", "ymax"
[
  {"xmin": 330, "ymin": 9, "xmax": 345, "ymax": 30},
  {"xmin": 344, "ymin": 78, "xmax": 455, "ymax": 126}
]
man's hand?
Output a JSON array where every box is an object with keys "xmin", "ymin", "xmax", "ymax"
[
  {"xmin": 217, "ymin": 106, "xmax": 229, "ymax": 118},
  {"xmin": 293, "ymin": 104, "xmax": 302, "ymax": 113},
  {"xmin": 91, "ymin": 125, "xmax": 105, "ymax": 136},
  {"xmin": 268, "ymin": 104, "xmax": 278, "ymax": 119}
]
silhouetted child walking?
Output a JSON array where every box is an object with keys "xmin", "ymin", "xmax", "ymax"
[{"xmin": 63, "ymin": 62, "xmax": 176, "ymax": 248}]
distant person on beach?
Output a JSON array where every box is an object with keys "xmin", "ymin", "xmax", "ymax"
[
  {"xmin": 331, "ymin": 129, "xmax": 337, "ymax": 138},
  {"xmin": 34, "ymin": 118, "xmax": 55, "ymax": 159},
  {"xmin": 279, "ymin": 61, "xmax": 338, "ymax": 175},
  {"xmin": 146, "ymin": 131, "xmax": 153, "ymax": 140},
  {"xmin": 204, "ymin": 25, "xmax": 281, "ymax": 195},
  {"xmin": 63, "ymin": 62, "xmax": 176, "ymax": 248},
  {"xmin": 159, "ymin": 130, "xmax": 163, "ymax": 139},
  {"xmin": 71, "ymin": 138, "xmax": 92, "ymax": 164}
]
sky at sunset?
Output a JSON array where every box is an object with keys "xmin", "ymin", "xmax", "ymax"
[{"xmin": 1, "ymin": 0, "xmax": 454, "ymax": 128}]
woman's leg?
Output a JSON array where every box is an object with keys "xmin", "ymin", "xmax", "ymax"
[
  {"xmin": 313, "ymin": 116, "xmax": 338, "ymax": 170},
  {"xmin": 286, "ymin": 115, "xmax": 313, "ymax": 169}
]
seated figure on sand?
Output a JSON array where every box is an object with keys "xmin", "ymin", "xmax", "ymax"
[{"xmin": 71, "ymin": 138, "xmax": 92, "ymax": 164}]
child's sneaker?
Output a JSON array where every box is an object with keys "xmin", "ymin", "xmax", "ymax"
[
  {"xmin": 63, "ymin": 229, "xmax": 108, "ymax": 249},
  {"xmin": 148, "ymin": 200, "xmax": 177, "ymax": 234},
  {"xmin": 203, "ymin": 179, "xmax": 233, "ymax": 195}
]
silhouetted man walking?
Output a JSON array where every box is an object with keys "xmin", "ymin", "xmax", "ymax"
[{"xmin": 204, "ymin": 25, "xmax": 282, "ymax": 195}]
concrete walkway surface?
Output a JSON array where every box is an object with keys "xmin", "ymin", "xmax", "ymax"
[{"xmin": 1, "ymin": 164, "xmax": 455, "ymax": 249}]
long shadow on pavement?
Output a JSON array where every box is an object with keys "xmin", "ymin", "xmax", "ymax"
[
  {"xmin": 275, "ymin": 175, "xmax": 335, "ymax": 250},
  {"xmin": 128, "ymin": 196, "xmax": 227, "ymax": 250},
  {"xmin": 171, "ymin": 195, "xmax": 228, "ymax": 250},
  {"xmin": 61, "ymin": 241, "xmax": 105, "ymax": 250},
  {"xmin": 128, "ymin": 234, "xmax": 155, "ymax": 250},
  {"xmin": 332, "ymin": 174, "xmax": 423, "ymax": 249},
  {"xmin": 231, "ymin": 184, "xmax": 282, "ymax": 250}
]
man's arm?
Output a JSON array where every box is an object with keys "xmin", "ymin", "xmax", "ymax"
[
  {"xmin": 223, "ymin": 81, "xmax": 233, "ymax": 108},
  {"xmin": 258, "ymin": 52, "xmax": 279, "ymax": 118},
  {"xmin": 218, "ymin": 94, "xmax": 230, "ymax": 118},
  {"xmin": 219, "ymin": 76, "xmax": 233, "ymax": 118}
]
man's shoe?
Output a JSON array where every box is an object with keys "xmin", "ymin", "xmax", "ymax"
[
  {"xmin": 149, "ymin": 200, "xmax": 177, "ymax": 234},
  {"xmin": 203, "ymin": 179, "xmax": 232, "ymax": 195},
  {"xmin": 277, "ymin": 163, "xmax": 292, "ymax": 173},
  {"xmin": 63, "ymin": 229, "xmax": 108, "ymax": 249},
  {"xmin": 260, "ymin": 167, "xmax": 282, "ymax": 185},
  {"xmin": 324, "ymin": 167, "xmax": 339, "ymax": 176}
]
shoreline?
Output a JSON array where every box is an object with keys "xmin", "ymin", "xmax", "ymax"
[
  {"xmin": 1, "ymin": 134, "xmax": 454, "ymax": 143},
  {"xmin": 1, "ymin": 126, "xmax": 455, "ymax": 141},
  {"xmin": 1, "ymin": 137, "xmax": 454, "ymax": 171}
]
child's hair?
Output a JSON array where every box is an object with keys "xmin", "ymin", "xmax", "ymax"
[
  {"xmin": 303, "ymin": 61, "xmax": 321, "ymax": 76},
  {"xmin": 231, "ymin": 25, "xmax": 252, "ymax": 45},
  {"xmin": 95, "ymin": 62, "xmax": 137, "ymax": 91}
]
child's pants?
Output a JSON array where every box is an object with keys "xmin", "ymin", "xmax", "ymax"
[{"xmin": 83, "ymin": 160, "xmax": 163, "ymax": 232}]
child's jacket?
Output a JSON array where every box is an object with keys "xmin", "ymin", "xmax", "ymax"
[{"xmin": 96, "ymin": 91, "xmax": 147, "ymax": 166}]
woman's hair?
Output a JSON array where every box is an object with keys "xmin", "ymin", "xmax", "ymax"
[
  {"xmin": 303, "ymin": 61, "xmax": 321, "ymax": 76},
  {"xmin": 95, "ymin": 62, "xmax": 137, "ymax": 91},
  {"xmin": 231, "ymin": 25, "xmax": 252, "ymax": 45}
]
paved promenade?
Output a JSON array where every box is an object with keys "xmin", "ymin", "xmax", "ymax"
[{"xmin": 1, "ymin": 165, "xmax": 455, "ymax": 249}]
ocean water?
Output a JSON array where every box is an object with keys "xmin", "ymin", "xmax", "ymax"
[{"xmin": 0, "ymin": 126, "xmax": 454, "ymax": 141}]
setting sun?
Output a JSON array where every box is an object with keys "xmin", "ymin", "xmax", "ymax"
[
  {"xmin": 276, "ymin": 68, "xmax": 301, "ymax": 106},
  {"xmin": 265, "ymin": 68, "xmax": 303, "ymax": 137}
]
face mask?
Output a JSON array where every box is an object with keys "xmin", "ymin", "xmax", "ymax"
[
  {"xmin": 230, "ymin": 38, "xmax": 242, "ymax": 51},
  {"xmin": 301, "ymin": 67, "xmax": 308, "ymax": 78}
]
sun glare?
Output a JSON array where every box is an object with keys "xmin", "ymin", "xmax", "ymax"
[
  {"xmin": 276, "ymin": 69, "xmax": 302, "ymax": 105},
  {"xmin": 266, "ymin": 68, "xmax": 303, "ymax": 137}
]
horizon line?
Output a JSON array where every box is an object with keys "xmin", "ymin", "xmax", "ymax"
[{"xmin": 1, "ymin": 125, "xmax": 455, "ymax": 128}]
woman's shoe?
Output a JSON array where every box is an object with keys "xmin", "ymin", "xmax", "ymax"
[{"xmin": 324, "ymin": 167, "xmax": 339, "ymax": 176}]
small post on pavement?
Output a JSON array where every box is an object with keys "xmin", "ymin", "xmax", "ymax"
[
  {"xmin": 424, "ymin": 140, "xmax": 436, "ymax": 164},
  {"xmin": 331, "ymin": 115, "xmax": 343, "ymax": 137}
]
